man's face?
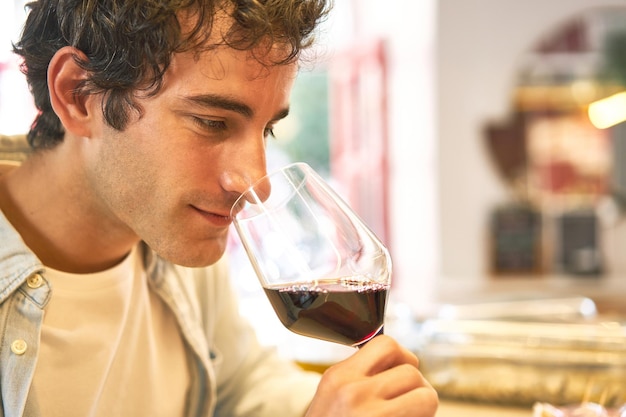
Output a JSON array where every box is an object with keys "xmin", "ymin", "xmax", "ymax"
[{"xmin": 83, "ymin": 45, "xmax": 298, "ymax": 267}]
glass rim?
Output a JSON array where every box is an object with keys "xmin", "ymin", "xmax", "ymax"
[{"xmin": 230, "ymin": 161, "xmax": 313, "ymax": 219}]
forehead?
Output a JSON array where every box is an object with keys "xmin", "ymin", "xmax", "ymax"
[{"xmin": 166, "ymin": 46, "xmax": 298, "ymax": 89}]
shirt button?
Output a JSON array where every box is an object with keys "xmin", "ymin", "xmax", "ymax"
[
  {"xmin": 11, "ymin": 339, "xmax": 27, "ymax": 355},
  {"xmin": 26, "ymin": 274, "xmax": 43, "ymax": 289}
]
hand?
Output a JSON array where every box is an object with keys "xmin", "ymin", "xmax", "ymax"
[{"xmin": 305, "ymin": 335, "xmax": 439, "ymax": 417}]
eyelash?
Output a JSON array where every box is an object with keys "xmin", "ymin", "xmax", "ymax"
[
  {"xmin": 264, "ymin": 127, "xmax": 276, "ymax": 139},
  {"xmin": 192, "ymin": 117, "xmax": 277, "ymax": 140},
  {"xmin": 192, "ymin": 117, "xmax": 226, "ymax": 131}
]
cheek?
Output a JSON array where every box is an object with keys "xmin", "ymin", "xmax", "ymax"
[
  {"xmin": 87, "ymin": 127, "xmax": 164, "ymax": 219},
  {"xmin": 92, "ymin": 149, "xmax": 157, "ymax": 222}
]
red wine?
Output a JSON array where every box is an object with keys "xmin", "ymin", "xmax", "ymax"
[{"xmin": 263, "ymin": 278, "xmax": 388, "ymax": 346}]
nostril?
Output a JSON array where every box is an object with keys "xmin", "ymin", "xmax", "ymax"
[{"xmin": 220, "ymin": 171, "xmax": 252, "ymax": 195}]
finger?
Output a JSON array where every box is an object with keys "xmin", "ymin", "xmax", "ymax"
[
  {"xmin": 371, "ymin": 364, "xmax": 431, "ymax": 400},
  {"xmin": 352, "ymin": 335, "xmax": 420, "ymax": 376},
  {"xmin": 340, "ymin": 381, "xmax": 439, "ymax": 417},
  {"xmin": 311, "ymin": 353, "xmax": 438, "ymax": 417},
  {"xmin": 384, "ymin": 385, "xmax": 439, "ymax": 417}
]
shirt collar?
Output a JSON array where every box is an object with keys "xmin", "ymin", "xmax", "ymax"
[{"xmin": 0, "ymin": 209, "xmax": 45, "ymax": 302}]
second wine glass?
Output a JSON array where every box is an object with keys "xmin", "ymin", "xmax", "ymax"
[{"xmin": 231, "ymin": 162, "xmax": 392, "ymax": 347}]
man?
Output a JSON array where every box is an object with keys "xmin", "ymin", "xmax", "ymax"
[{"xmin": 0, "ymin": 0, "xmax": 439, "ymax": 416}]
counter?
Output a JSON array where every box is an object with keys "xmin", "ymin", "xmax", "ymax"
[
  {"xmin": 437, "ymin": 400, "xmax": 530, "ymax": 417},
  {"xmin": 435, "ymin": 275, "xmax": 626, "ymax": 316}
]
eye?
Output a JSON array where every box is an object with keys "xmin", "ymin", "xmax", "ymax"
[{"xmin": 191, "ymin": 117, "xmax": 227, "ymax": 132}]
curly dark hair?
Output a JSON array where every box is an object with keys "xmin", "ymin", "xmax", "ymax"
[{"xmin": 13, "ymin": 0, "xmax": 331, "ymax": 150}]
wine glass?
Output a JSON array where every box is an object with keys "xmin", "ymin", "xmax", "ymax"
[{"xmin": 230, "ymin": 162, "xmax": 392, "ymax": 348}]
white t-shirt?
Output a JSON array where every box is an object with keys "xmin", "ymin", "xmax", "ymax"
[{"xmin": 33, "ymin": 246, "xmax": 190, "ymax": 417}]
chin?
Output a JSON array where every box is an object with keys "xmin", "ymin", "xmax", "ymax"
[{"xmin": 155, "ymin": 238, "xmax": 228, "ymax": 268}]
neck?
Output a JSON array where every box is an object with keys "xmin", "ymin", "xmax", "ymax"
[{"xmin": 0, "ymin": 146, "xmax": 139, "ymax": 273}]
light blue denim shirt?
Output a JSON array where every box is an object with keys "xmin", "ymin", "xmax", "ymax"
[{"xmin": 0, "ymin": 208, "xmax": 320, "ymax": 417}]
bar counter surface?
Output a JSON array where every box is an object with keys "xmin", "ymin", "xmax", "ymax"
[{"xmin": 437, "ymin": 400, "xmax": 530, "ymax": 416}]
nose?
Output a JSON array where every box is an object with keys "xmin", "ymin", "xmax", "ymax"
[
  {"xmin": 221, "ymin": 143, "xmax": 269, "ymax": 205},
  {"xmin": 226, "ymin": 165, "xmax": 274, "ymax": 220},
  {"xmin": 230, "ymin": 175, "xmax": 272, "ymax": 218},
  {"xmin": 222, "ymin": 164, "xmax": 268, "ymax": 195}
]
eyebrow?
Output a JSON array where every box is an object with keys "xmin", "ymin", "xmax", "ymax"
[{"xmin": 184, "ymin": 93, "xmax": 290, "ymax": 121}]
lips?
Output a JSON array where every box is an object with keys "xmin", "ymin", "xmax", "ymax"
[{"xmin": 191, "ymin": 205, "xmax": 233, "ymax": 227}]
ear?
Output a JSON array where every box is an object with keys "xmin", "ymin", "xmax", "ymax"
[{"xmin": 48, "ymin": 46, "xmax": 98, "ymax": 138}]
